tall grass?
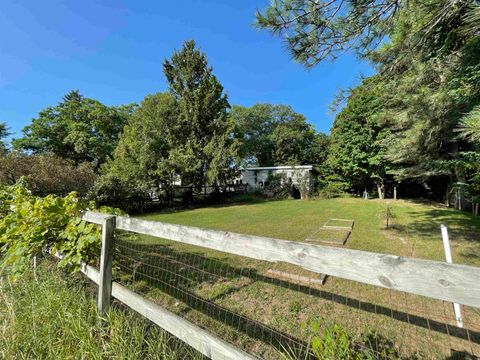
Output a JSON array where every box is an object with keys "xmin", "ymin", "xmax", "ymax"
[{"xmin": 0, "ymin": 259, "xmax": 204, "ymax": 359}]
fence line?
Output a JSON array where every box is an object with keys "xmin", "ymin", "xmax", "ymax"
[
  {"xmin": 79, "ymin": 211, "xmax": 480, "ymax": 358},
  {"xmin": 83, "ymin": 211, "xmax": 480, "ymax": 308},
  {"xmin": 55, "ymin": 248, "xmax": 256, "ymax": 359}
]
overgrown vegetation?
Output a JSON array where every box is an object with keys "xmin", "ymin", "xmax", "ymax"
[
  {"xmin": 0, "ymin": 180, "xmax": 121, "ymax": 276},
  {"xmin": 0, "ymin": 152, "xmax": 96, "ymax": 197},
  {"xmin": 0, "ymin": 260, "xmax": 204, "ymax": 359},
  {"xmin": 1, "ymin": 2, "xmax": 480, "ymax": 359}
]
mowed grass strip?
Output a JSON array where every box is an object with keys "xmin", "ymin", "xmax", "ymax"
[{"xmin": 139, "ymin": 197, "xmax": 480, "ymax": 265}]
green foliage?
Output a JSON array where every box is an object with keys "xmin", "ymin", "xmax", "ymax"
[
  {"xmin": 375, "ymin": 38, "xmax": 480, "ymax": 180},
  {"xmin": 0, "ymin": 122, "xmax": 9, "ymax": 154},
  {"xmin": 272, "ymin": 117, "xmax": 325, "ymax": 166},
  {"xmin": 327, "ymin": 78, "xmax": 390, "ymax": 192},
  {"xmin": 434, "ymin": 151, "xmax": 480, "ymax": 204},
  {"xmin": 0, "ymin": 261, "xmax": 203, "ymax": 359},
  {"xmin": 317, "ymin": 180, "xmax": 349, "ymax": 199},
  {"xmin": 0, "ymin": 180, "xmax": 121, "ymax": 276},
  {"xmin": 264, "ymin": 173, "xmax": 294, "ymax": 199},
  {"xmin": 458, "ymin": 105, "xmax": 480, "ymax": 143},
  {"xmin": 255, "ymin": 0, "xmax": 401, "ymax": 67},
  {"xmin": 310, "ymin": 324, "xmax": 353, "ymax": 359},
  {"xmin": 163, "ymin": 40, "xmax": 238, "ymax": 188},
  {"xmin": 282, "ymin": 321, "xmax": 401, "ymax": 359},
  {"xmin": 13, "ymin": 90, "xmax": 135, "ymax": 166},
  {"xmin": 257, "ymin": 0, "xmax": 480, "ymax": 202},
  {"xmin": 91, "ymin": 92, "xmax": 176, "ymax": 212},
  {"xmin": 368, "ymin": 10, "xmax": 480, "ymax": 200},
  {"xmin": 256, "ymin": 0, "xmax": 479, "ymax": 67},
  {"xmin": 231, "ymin": 104, "xmax": 279, "ymax": 166},
  {"xmin": 0, "ymin": 152, "xmax": 96, "ymax": 197},
  {"xmin": 94, "ymin": 41, "xmax": 239, "ymax": 211},
  {"xmin": 231, "ymin": 104, "xmax": 328, "ymax": 166}
]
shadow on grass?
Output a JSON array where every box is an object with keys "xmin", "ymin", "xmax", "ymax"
[
  {"xmin": 114, "ymin": 238, "xmax": 311, "ymax": 357},
  {"xmin": 113, "ymin": 238, "xmax": 479, "ymax": 358},
  {"xmin": 392, "ymin": 201, "xmax": 480, "ymax": 239}
]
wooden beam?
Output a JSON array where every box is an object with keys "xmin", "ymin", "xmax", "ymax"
[
  {"xmin": 111, "ymin": 282, "xmax": 257, "ymax": 360},
  {"xmin": 81, "ymin": 211, "xmax": 114, "ymax": 225},
  {"xmin": 97, "ymin": 216, "xmax": 116, "ymax": 315},
  {"xmin": 266, "ymin": 269, "xmax": 327, "ymax": 286},
  {"xmin": 55, "ymin": 252, "xmax": 255, "ymax": 360},
  {"xmin": 78, "ymin": 212, "xmax": 480, "ymax": 308}
]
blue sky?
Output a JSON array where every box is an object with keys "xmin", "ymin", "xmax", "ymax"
[{"xmin": 0, "ymin": 0, "xmax": 373, "ymax": 141}]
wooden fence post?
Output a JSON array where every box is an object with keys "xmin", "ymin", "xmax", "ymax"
[{"xmin": 98, "ymin": 215, "xmax": 116, "ymax": 315}]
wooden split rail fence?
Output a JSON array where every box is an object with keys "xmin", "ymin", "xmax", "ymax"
[{"xmin": 78, "ymin": 211, "xmax": 480, "ymax": 359}]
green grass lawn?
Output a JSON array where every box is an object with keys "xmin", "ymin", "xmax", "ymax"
[
  {"xmin": 139, "ymin": 196, "xmax": 480, "ymax": 265},
  {"xmin": 111, "ymin": 196, "xmax": 480, "ymax": 359}
]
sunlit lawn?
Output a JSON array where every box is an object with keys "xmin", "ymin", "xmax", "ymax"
[
  {"xmin": 113, "ymin": 196, "xmax": 480, "ymax": 358},
  {"xmin": 139, "ymin": 196, "xmax": 480, "ymax": 265}
]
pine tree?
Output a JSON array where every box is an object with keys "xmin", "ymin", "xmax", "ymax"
[
  {"xmin": 163, "ymin": 40, "xmax": 237, "ymax": 189},
  {"xmin": 0, "ymin": 122, "xmax": 9, "ymax": 154}
]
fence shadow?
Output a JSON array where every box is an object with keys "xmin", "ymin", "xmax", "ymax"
[
  {"xmin": 114, "ymin": 238, "xmax": 313, "ymax": 357},
  {"xmin": 391, "ymin": 204, "xmax": 480, "ymax": 242},
  {"xmin": 113, "ymin": 237, "xmax": 480, "ymax": 356}
]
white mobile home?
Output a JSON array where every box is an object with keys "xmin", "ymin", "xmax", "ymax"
[{"xmin": 234, "ymin": 165, "xmax": 316, "ymax": 195}]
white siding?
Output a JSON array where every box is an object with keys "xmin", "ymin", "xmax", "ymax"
[{"xmin": 235, "ymin": 166, "xmax": 314, "ymax": 192}]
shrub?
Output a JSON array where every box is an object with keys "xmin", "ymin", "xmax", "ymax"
[
  {"xmin": 87, "ymin": 170, "xmax": 155, "ymax": 213},
  {"xmin": 0, "ymin": 179, "xmax": 121, "ymax": 276},
  {"xmin": 264, "ymin": 173, "xmax": 294, "ymax": 199},
  {"xmin": 318, "ymin": 181, "xmax": 349, "ymax": 198},
  {"xmin": 283, "ymin": 321, "xmax": 402, "ymax": 359},
  {"xmin": 0, "ymin": 152, "xmax": 96, "ymax": 197}
]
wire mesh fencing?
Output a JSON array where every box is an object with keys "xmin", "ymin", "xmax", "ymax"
[{"xmin": 111, "ymin": 229, "xmax": 480, "ymax": 359}]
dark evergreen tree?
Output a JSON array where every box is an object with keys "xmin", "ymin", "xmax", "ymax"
[
  {"xmin": 255, "ymin": 0, "xmax": 479, "ymax": 67},
  {"xmin": 163, "ymin": 40, "xmax": 238, "ymax": 188},
  {"xmin": 0, "ymin": 122, "xmax": 9, "ymax": 154}
]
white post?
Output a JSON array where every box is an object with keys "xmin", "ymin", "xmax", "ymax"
[
  {"xmin": 441, "ymin": 225, "xmax": 463, "ymax": 328},
  {"xmin": 33, "ymin": 255, "xmax": 37, "ymax": 281}
]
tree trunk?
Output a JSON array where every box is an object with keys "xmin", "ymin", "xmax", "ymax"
[{"xmin": 377, "ymin": 183, "xmax": 385, "ymax": 200}]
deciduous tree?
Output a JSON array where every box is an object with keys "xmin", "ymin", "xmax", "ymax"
[
  {"xmin": 13, "ymin": 91, "xmax": 134, "ymax": 166},
  {"xmin": 327, "ymin": 78, "xmax": 390, "ymax": 196},
  {"xmin": 231, "ymin": 104, "xmax": 327, "ymax": 166},
  {"xmin": 91, "ymin": 93, "xmax": 176, "ymax": 211}
]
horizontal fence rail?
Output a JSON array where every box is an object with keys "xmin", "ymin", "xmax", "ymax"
[
  {"xmin": 82, "ymin": 211, "xmax": 480, "ymax": 308},
  {"xmin": 55, "ymin": 251, "xmax": 256, "ymax": 360}
]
